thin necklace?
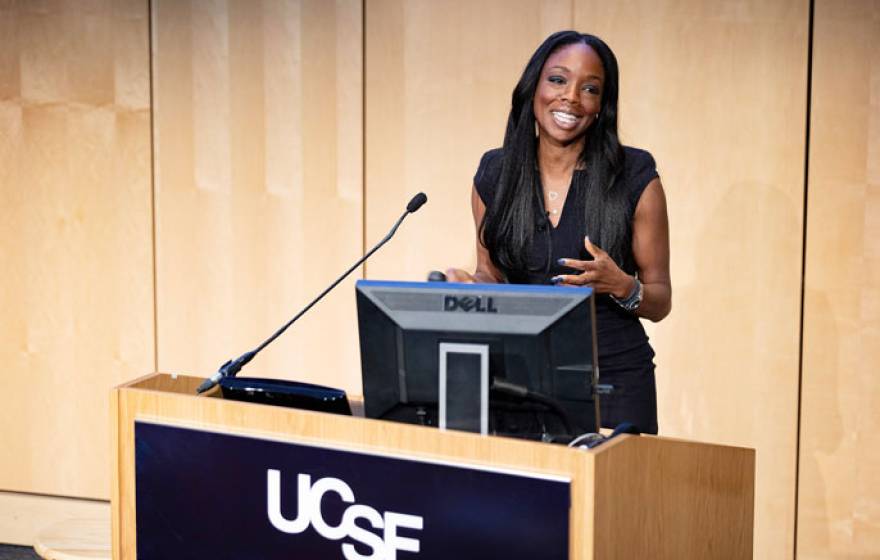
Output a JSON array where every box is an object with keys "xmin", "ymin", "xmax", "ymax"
[
  {"xmin": 545, "ymin": 190, "xmax": 558, "ymax": 215},
  {"xmin": 544, "ymin": 176, "xmax": 572, "ymax": 216}
]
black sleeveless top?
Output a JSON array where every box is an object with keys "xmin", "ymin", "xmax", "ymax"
[{"xmin": 474, "ymin": 146, "xmax": 660, "ymax": 433}]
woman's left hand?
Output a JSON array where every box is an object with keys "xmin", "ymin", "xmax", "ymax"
[{"xmin": 552, "ymin": 236, "xmax": 634, "ymax": 298}]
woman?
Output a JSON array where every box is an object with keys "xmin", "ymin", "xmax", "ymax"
[{"xmin": 446, "ymin": 31, "xmax": 671, "ymax": 434}]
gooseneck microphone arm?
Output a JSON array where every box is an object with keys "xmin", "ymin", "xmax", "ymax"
[{"xmin": 195, "ymin": 192, "xmax": 428, "ymax": 394}]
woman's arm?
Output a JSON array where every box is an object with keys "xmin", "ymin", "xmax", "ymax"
[
  {"xmin": 445, "ymin": 185, "xmax": 504, "ymax": 283},
  {"xmin": 628, "ymin": 178, "xmax": 672, "ymax": 322}
]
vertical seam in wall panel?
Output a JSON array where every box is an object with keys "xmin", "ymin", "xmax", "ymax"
[
  {"xmin": 794, "ymin": 0, "xmax": 815, "ymax": 557},
  {"xmin": 361, "ymin": 0, "xmax": 367, "ymax": 277},
  {"xmin": 148, "ymin": 0, "xmax": 159, "ymax": 373}
]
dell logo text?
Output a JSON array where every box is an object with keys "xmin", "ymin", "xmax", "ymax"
[
  {"xmin": 443, "ymin": 295, "xmax": 498, "ymax": 313},
  {"xmin": 267, "ymin": 470, "xmax": 423, "ymax": 560}
]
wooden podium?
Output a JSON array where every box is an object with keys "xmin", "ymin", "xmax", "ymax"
[{"xmin": 111, "ymin": 373, "xmax": 754, "ymax": 559}]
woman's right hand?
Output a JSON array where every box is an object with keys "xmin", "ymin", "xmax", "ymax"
[{"xmin": 445, "ymin": 268, "xmax": 477, "ymax": 283}]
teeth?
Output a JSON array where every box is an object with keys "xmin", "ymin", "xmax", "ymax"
[{"xmin": 552, "ymin": 111, "xmax": 578, "ymax": 124}]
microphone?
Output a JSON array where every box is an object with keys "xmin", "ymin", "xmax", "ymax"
[
  {"xmin": 196, "ymin": 192, "xmax": 429, "ymax": 394},
  {"xmin": 406, "ymin": 192, "xmax": 427, "ymax": 213}
]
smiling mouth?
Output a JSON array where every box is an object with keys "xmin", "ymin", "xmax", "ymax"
[{"xmin": 551, "ymin": 111, "xmax": 581, "ymax": 129}]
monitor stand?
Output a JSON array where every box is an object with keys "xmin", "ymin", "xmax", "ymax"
[{"xmin": 438, "ymin": 342, "xmax": 489, "ymax": 435}]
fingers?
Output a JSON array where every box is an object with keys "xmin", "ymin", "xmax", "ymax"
[
  {"xmin": 551, "ymin": 272, "xmax": 593, "ymax": 286},
  {"xmin": 557, "ymin": 257, "xmax": 591, "ymax": 270},
  {"xmin": 445, "ymin": 268, "xmax": 475, "ymax": 283},
  {"xmin": 560, "ymin": 236, "xmax": 606, "ymax": 270},
  {"xmin": 556, "ymin": 257, "xmax": 598, "ymax": 274},
  {"xmin": 557, "ymin": 257, "xmax": 584, "ymax": 271},
  {"xmin": 558, "ymin": 237, "xmax": 627, "ymax": 294},
  {"xmin": 554, "ymin": 238, "xmax": 615, "ymax": 288},
  {"xmin": 584, "ymin": 235, "xmax": 606, "ymax": 258}
]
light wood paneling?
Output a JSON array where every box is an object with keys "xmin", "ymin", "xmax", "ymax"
[
  {"xmin": 573, "ymin": 3, "xmax": 808, "ymax": 558},
  {"xmin": 594, "ymin": 435, "xmax": 755, "ymax": 559},
  {"xmin": 364, "ymin": 0, "xmax": 573, "ymax": 281},
  {"xmin": 0, "ymin": 0, "xmax": 153, "ymax": 500},
  {"xmin": 798, "ymin": 1, "xmax": 880, "ymax": 557},
  {"xmin": 152, "ymin": 0, "xmax": 363, "ymax": 392}
]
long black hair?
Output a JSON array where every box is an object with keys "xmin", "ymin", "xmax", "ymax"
[{"xmin": 480, "ymin": 31, "xmax": 630, "ymax": 275}]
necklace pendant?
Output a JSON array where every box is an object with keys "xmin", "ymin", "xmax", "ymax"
[{"xmin": 548, "ymin": 190, "xmax": 559, "ymax": 201}]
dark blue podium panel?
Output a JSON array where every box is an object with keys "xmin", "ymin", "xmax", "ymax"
[{"xmin": 135, "ymin": 421, "xmax": 570, "ymax": 560}]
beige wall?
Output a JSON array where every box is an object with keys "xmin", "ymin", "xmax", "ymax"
[
  {"xmin": 151, "ymin": 0, "xmax": 364, "ymax": 392},
  {"xmin": 0, "ymin": 0, "xmax": 153, "ymax": 500},
  {"xmin": 798, "ymin": 0, "xmax": 880, "ymax": 557},
  {"xmin": 365, "ymin": 0, "xmax": 572, "ymax": 279},
  {"xmin": 1, "ymin": 1, "xmax": 878, "ymax": 558},
  {"xmin": 575, "ymin": 3, "xmax": 809, "ymax": 558}
]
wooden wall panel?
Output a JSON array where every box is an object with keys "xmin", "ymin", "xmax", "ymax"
[
  {"xmin": 364, "ymin": 0, "xmax": 573, "ymax": 280},
  {"xmin": 574, "ymin": 2, "xmax": 809, "ymax": 558},
  {"xmin": 0, "ymin": 0, "xmax": 153, "ymax": 499},
  {"xmin": 152, "ymin": 0, "xmax": 364, "ymax": 393},
  {"xmin": 798, "ymin": 1, "xmax": 880, "ymax": 557}
]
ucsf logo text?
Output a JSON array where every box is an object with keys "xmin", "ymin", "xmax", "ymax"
[{"xmin": 267, "ymin": 470, "xmax": 424, "ymax": 560}]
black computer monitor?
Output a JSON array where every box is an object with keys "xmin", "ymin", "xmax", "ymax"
[{"xmin": 355, "ymin": 280, "xmax": 599, "ymax": 442}]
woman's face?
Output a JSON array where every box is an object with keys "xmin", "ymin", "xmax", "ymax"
[{"xmin": 533, "ymin": 42, "xmax": 605, "ymax": 147}]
